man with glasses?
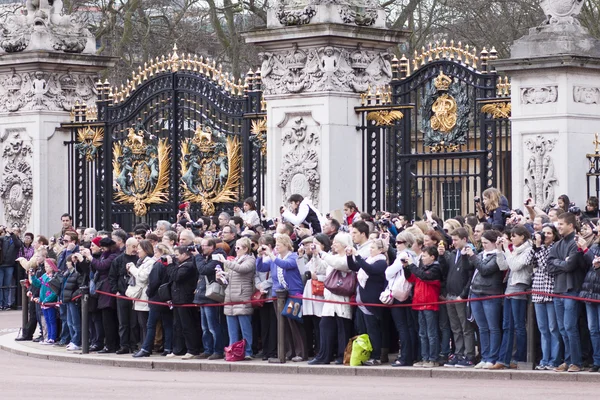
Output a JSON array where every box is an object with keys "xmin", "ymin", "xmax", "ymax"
[{"xmin": 221, "ymin": 225, "xmax": 238, "ymax": 257}]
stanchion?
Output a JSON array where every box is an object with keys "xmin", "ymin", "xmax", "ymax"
[
  {"xmin": 20, "ymin": 280, "xmax": 28, "ymax": 335},
  {"xmin": 269, "ymin": 289, "xmax": 288, "ymax": 364},
  {"xmin": 80, "ymin": 286, "xmax": 89, "ymax": 354}
]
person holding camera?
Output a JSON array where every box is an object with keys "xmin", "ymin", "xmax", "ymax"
[
  {"xmin": 176, "ymin": 202, "xmax": 192, "ymax": 226},
  {"xmin": 580, "ymin": 231, "xmax": 600, "ymax": 372},
  {"xmin": 346, "ymin": 238, "xmax": 388, "ymax": 366},
  {"xmin": 234, "ymin": 197, "xmax": 261, "ymax": 229},
  {"xmin": 281, "ymin": 194, "xmax": 326, "ymax": 234},
  {"xmin": 468, "ymin": 230, "xmax": 505, "ymax": 369},
  {"xmin": 256, "ymin": 234, "xmax": 306, "ymax": 361},
  {"xmin": 548, "ymin": 212, "xmax": 588, "ymax": 372},
  {"xmin": 299, "ymin": 234, "xmax": 331, "ymax": 358},
  {"xmin": 491, "ymin": 225, "xmax": 534, "ymax": 370},
  {"xmin": 193, "ymin": 238, "xmax": 227, "ymax": 360},
  {"xmin": 530, "ymin": 224, "xmax": 561, "ymax": 370},
  {"xmin": 108, "ymin": 238, "xmax": 139, "ymax": 354},
  {"xmin": 0, "ymin": 225, "xmax": 23, "ymax": 310},
  {"xmin": 254, "ymin": 235, "xmax": 276, "ymax": 360},
  {"xmin": 124, "ymin": 240, "xmax": 155, "ymax": 348},
  {"xmin": 475, "ymin": 187, "xmax": 511, "ymax": 231},
  {"xmin": 133, "ymin": 244, "xmax": 175, "ymax": 358}
]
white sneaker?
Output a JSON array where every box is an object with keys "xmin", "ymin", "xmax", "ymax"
[
  {"xmin": 165, "ymin": 353, "xmax": 176, "ymax": 358},
  {"xmin": 182, "ymin": 353, "xmax": 200, "ymax": 360},
  {"xmin": 483, "ymin": 362, "xmax": 495, "ymax": 369},
  {"xmin": 67, "ymin": 344, "xmax": 81, "ymax": 351},
  {"xmin": 65, "ymin": 343, "xmax": 75, "ymax": 350},
  {"xmin": 474, "ymin": 361, "xmax": 486, "ymax": 369}
]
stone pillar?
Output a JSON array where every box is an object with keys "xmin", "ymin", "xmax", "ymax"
[
  {"xmin": 495, "ymin": 1, "xmax": 600, "ymax": 209},
  {"xmin": 245, "ymin": 0, "xmax": 408, "ymax": 215},
  {"xmin": 0, "ymin": 4, "xmax": 114, "ymax": 234}
]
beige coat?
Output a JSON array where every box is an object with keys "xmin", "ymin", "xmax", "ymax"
[{"xmin": 223, "ymin": 254, "xmax": 256, "ymax": 316}]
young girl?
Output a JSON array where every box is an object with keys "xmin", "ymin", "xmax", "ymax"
[{"xmin": 29, "ymin": 259, "xmax": 59, "ymax": 344}]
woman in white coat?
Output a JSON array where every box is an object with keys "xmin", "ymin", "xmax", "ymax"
[
  {"xmin": 125, "ymin": 239, "xmax": 156, "ymax": 347},
  {"xmin": 308, "ymin": 232, "xmax": 354, "ymax": 365}
]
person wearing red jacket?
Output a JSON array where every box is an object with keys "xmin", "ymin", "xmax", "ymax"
[{"xmin": 402, "ymin": 246, "xmax": 442, "ymax": 368}]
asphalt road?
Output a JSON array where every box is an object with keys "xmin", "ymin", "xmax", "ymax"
[{"xmin": 1, "ymin": 310, "xmax": 599, "ymax": 399}]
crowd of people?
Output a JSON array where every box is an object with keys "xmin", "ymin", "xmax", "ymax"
[{"xmin": 3, "ymin": 190, "xmax": 600, "ymax": 372}]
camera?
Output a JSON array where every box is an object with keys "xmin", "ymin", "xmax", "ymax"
[
  {"xmin": 186, "ymin": 221, "xmax": 203, "ymax": 230},
  {"xmin": 501, "ymin": 210, "xmax": 512, "ymax": 220},
  {"xmin": 262, "ymin": 218, "xmax": 275, "ymax": 230},
  {"xmin": 568, "ymin": 206, "xmax": 581, "ymax": 216},
  {"xmin": 186, "ymin": 244, "xmax": 201, "ymax": 252}
]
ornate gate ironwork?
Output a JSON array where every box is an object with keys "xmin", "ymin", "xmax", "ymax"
[
  {"xmin": 357, "ymin": 42, "xmax": 511, "ymax": 220},
  {"xmin": 62, "ymin": 47, "xmax": 265, "ymax": 230}
]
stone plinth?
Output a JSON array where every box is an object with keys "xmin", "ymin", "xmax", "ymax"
[
  {"xmin": 495, "ymin": 55, "xmax": 600, "ymax": 209},
  {"xmin": 0, "ymin": 51, "xmax": 115, "ymax": 234},
  {"xmin": 245, "ymin": 7, "xmax": 408, "ymax": 215}
]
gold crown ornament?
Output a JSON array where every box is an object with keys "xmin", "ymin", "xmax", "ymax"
[{"xmin": 433, "ymin": 71, "xmax": 452, "ymax": 91}]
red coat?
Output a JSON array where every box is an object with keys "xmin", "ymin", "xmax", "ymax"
[{"xmin": 405, "ymin": 262, "xmax": 442, "ymax": 311}]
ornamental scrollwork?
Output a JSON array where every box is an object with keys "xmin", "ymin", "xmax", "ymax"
[
  {"xmin": 113, "ymin": 127, "xmax": 171, "ymax": 216},
  {"xmin": 250, "ymin": 117, "xmax": 267, "ymax": 156},
  {"xmin": 276, "ymin": 2, "xmax": 317, "ymax": 26},
  {"xmin": 541, "ymin": 0, "xmax": 584, "ymax": 26},
  {"xmin": 524, "ymin": 135, "xmax": 558, "ymax": 210},
  {"xmin": 422, "ymin": 71, "xmax": 470, "ymax": 151},
  {"xmin": 75, "ymin": 127, "xmax": 103, "ymax": 161},
  {"xmin": 180, "ymin": 125, "xmax": 242, "ymax": 216},
  {"xmin": 339, "ymin": 4, "xmax": 378, "ymax": 26},
  {"xmin": 481, "ymin": 102, "xmax": 512, "ymax": 119},
  {"xmin": 521, "ymin": 86, "xmax": 558, "ymax": 104},
  {"xmin": 366, "ymin": 110, "xmax": 404, "ymax": 126}
]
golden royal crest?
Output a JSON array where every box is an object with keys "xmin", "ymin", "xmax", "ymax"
[
  {"xmin": 431, "ymin": 94, "xmax": 457, "ymax": 132},
  {"xmin": 113, "ymin": 127, "xmax": 171, "ymax": 216},
  {"xmin": 180, "ymin": 125, "xmax": 241, "ymax": 215},
  {"xmin": 75, "ymin": 126, "xmax": 103, "ymax": 161}
]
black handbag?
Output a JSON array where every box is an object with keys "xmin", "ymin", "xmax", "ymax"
[{"xmin": 158, "ymin": 282, "xmax": 172, "ymax": 302}]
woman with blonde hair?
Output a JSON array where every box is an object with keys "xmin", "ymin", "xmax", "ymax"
[
  {"xmin": 476, "ymin": 187, "xmax": 510, "ymax": 231},
  {"xmin": 256, "ymin": 234, "xmax": 306, "ymax": 361},
  {"xmin": 219, "ymin": 237, "xmax": 256, "ymax": 359}
]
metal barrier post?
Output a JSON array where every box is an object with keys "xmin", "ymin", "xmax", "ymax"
[
  {"xmin": 80, "ymin": 286, "xmax": 90, "ymax": 354},
  {"xmin": 519, "ymin": 298, "xmax": 535, "ymax": 370},
  {"xmin": 20, "ymin": 280, "xmax": 28, "ymax": 335},
  {"xmin": 269, "ymin": 289, "xmax": 288, "ymax": 364}
]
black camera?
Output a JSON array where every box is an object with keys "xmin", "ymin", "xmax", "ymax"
[
  {"xmin": 501, "ymin": 210, "xmax": 513, "ymax": 220},
  {"xmin": 474, "ymin": 197, "xmax": 480, "ymax": 204},
  {"xmin": 160, "ymin": 255, "xmax": 169, "ymax": 263},
  {"xmin": 186, "ymin": 221, "xmax": 203, "ymax": 230},
  {"xmin": 569, "ymin": 206, "xmax": 581, "ymax": 216},
  {"xmin": 186, "ymin": 244, "xmax": 201, "ymax": 253}
]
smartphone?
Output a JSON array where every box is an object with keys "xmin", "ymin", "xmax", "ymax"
[{"xmin": 211, "ymin": 254, "xmax": 221, "ymax": 261}]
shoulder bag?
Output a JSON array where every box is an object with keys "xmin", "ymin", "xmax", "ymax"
[
  {"xmin": 205, "ymin": 276, "xmax": 225, "ymax": 303},
  {"xmin": 324, "ymin": 270, "xmax": 356, "ymax": 297}
]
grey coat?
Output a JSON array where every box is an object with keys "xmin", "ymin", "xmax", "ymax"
[{"xmin": 223, "ymin": 254, "xmax": 256, "ymax": 316}]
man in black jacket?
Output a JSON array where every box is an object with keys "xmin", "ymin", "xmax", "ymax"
[
  {"xmin": 0, "ymin": 226, "xmax": 23, "ymax": 310},
  {"xmin": 171, "ymin": 247, "xmax": 201, "ymax": 359},
  {"xmin": 439, "ymin": 228, "xmax": 476, "ymax": 367},
  {"xmin": 109, "ymin": 237, "xmax": 139, "ymax": 354},
  {"xmin": 548, "ymin": 212, "xmax": 588, "ymax": 372}
]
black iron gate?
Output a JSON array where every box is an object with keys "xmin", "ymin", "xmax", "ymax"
[
  {"xmin": 357, "ymin": 42, "xmax": 511, "ymax": 220},
  {"xmin": 62, "ymin": 48, "xmax": 265, "ymax": 230}
]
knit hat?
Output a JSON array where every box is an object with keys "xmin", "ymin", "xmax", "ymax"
[
  {"xmin": 91, "ymin": 236, "xmax": 102, "ymax": 247},
  {"xmin": 45, "ymin": 258, "xmax": 58, "ymax": 272},
  {"xmin": 178, "ymin": 202, "xmax": 190, "ymax": 210},
  {"xmin": 99, "ymin": 237, "xmax": 116, "ymax": 247}
]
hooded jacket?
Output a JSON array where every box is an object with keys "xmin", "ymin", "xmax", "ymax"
[
  {"xmin": 469, "ymin": 251, "xmax": 505, "ymax": 296},
  {"xmin": 404, "ymin": 260, "xmax": 442, "ymax": 311}
]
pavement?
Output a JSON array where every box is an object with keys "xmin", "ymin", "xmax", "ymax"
[{"xmin": 2, "ymin": 309, "xmax": 600, "ymax": 383}]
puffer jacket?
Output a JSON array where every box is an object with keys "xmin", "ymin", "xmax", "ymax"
[
  {"xmin": 222, "ymin": 254, "xmax": 256, "ymax": 316},
  {"xmin": 469, "ymin": 251, "xmax": 505, "ymax": 296},
  {"xmin": 126, "ymin": 256, "xmax": 155, "ymax": 311},
  {"xmin": 57, "ymin": 267, "xmax": 85, "ymax": 303},
  {"xmin": 579, "ymin": 264, "xmax": 600, "ymax": 301},
  {"xmin": 193, "ymin": 248, "xmax": 227, "ymax": 304},
  {"xmin": 404, "ymin": 261, "xmax": 442, "ymax": 311},
  {"xmin": 91, "ymin": 249, "xmax": 121, "ymax": 309},
  {"xmin": 497, "ymin": 241, "xmax": 534, "ymax": 287}
]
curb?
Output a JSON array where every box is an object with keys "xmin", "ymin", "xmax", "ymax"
[{"xmin": 1, "ymin": 332, "xmax": 599, "ymax": 381}]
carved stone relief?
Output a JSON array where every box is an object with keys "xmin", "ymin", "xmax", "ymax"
[
  {"xmin": 0, "ymin": 0, "xmax": 95, "ymax": 54},
  {"xmin": 524, "ymin": 135, "xmax": 558, "ymax": 210},
  {"xmin": 279, "ymin": 114, "xmax": 321, "ymax": 206},
  {"xmin": 541, "ymin": 0, "xmax": 584, "ymax": 25},
  {"xmin": 521, "ymin": 86, "xmax": 558, "ymax": 104},
  {"xmin": 0, "ymin": 129, "xmax": 33, "ymax": 230},
  {"xmin": 260, "ymin": 43, "xmax": 391, "ymax": 95},
  {"xmin": 573, "ymin": 86, "xmax": 600, "ymax": 104},
  {"xmin": 0, "ymin": 70, "xmax": 97, "ymax": 112}
]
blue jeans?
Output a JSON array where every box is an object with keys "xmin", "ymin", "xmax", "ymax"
[
  {"xmin": 470, "ymin": 294, "xmax": 502, "ymax": 363},
  {"xmin": 534, "ymin": 302, "xmax": 561, "ymax": 367},
  {"xmin": 66, "ymin": 302, "xmax": 81, "ymax": 346},
  {"xmin": 59, "ymin": 303, "xmax": 71, "ymax": 344},
  {"xmin": 42, "ymin": 307, "xmax": 57, "ymax": 341},
  {"xmin": 142, "ymin": 306, "xmax": 173, "ymax": 353},
  {"xmin": 226, "ymin": 315, "xmax": 253, "ymax": 357},
  {"xmin": 554, "ymin": 293, "xmax": 582, "ymax": 366},
  {"xmin": 201, "ymin": 306, "xmax": 223, "ymax": 355},
  {"xmin": 0, "ymin": 266, "xmax": 14, "ymax": 307},
  {"xmin": 498, "ymin": 297, "xmax": 527, "ymax": 365},
  {"xmin": 418, "ymin": 310, "xmax": 439, "ymax": 361},
  {"xmin": 585, "ymin": 302, "xmax": 600, "ymax": 366}
]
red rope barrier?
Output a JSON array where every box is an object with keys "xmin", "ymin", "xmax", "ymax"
[{"xmin": 94, "ymin": 290, "xmax": 276, "ymax": 308}]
